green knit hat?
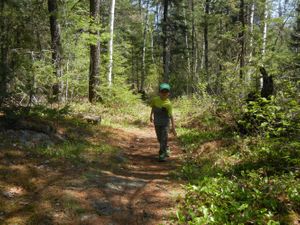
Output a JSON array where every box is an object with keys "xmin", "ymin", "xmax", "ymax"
[{"xmin": 159, "ymin": 83, "xmax": 170, "ymax": 91}]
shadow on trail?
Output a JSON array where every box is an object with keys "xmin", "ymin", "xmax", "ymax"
[
  {"xmin": 0, "ymin": 125, "xmax": 182, "ymax": 225},
  {"xmin": 82, "ymin": 130, "xmax": 182, "ymax": 225}
]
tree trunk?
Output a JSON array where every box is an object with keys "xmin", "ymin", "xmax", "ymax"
[
  {"xmin": 89, "ymin": 0, "xmax": 101, "ymax": 103},
  {"xmin": 48, "ymin": 0, "xmax": 63, "ymax": 102},
  {"xmin": 162, "ymin": 0, "xmax": 170, "ymax": 83},
  {"xmin": 190, "ymin": 0, "xmax": 196, "ymax": 85},
  {"xmin": 259, "ymin": 1, "xmax": 268, "ymax": 90},
  {"xmin": 183, "ymin": 5, "xmax": 191, "ymax": 94},
  {"xmin": 150, "ymin": 29, "xmax": 155, "ymax": 63},
  {"xmin": 141, "ymin": 1, "xmax": 149, "ymax": 91},
  {"xmin": 0, "ymin": 1, "xmax": 8, "ymax": 104},
  {"xmin": 247, "ymin": 1, "xmax": 255, "ymax": 83},
  {"xmin": 239, "ymin": 0, "xmax": 245, "ymax": 79},
  {"xmin": 204, "ymin": 0, "xmax": 209, "ymax": 82},
  {"xmin": 107, "ymin": 0, "xmax": 115, "ymax": 87},
  {"xmin": 262, "ymin": 2, "xmax": 268, "ymax": 59}
]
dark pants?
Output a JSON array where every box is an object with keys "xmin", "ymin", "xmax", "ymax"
[{"xmin": 154, "ymin": 125, "xmax": 169, "ymax": 156}]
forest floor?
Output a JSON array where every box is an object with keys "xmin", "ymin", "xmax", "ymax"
[{"xmin": 0, "ymin": 119, "xmax": 184, "ymax": 225}]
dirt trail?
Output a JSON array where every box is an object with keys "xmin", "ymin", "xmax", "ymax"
[
  {"xmin": 0, "ymin": 125, "xmax": 183, "ymax": 225},
  {"xmin": 95, "ymin": 127, "xmax": 183, "ymax": 225}
]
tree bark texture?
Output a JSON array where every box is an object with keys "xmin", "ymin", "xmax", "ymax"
[
  {"xmin": 239, "ymin": 0, "xmax": 245, "ymax": 79},
  {"xmin": 259, "ymin": 0, "xmax": 268, "ymax": 90},
  {"xmin": 183, "ymin": 5, "xmax": 191, "ymax": 94},
  {"xmin": 162, "ymin": 0, "xmax": 170, "ymax": 83},
  {"xmin": 204, "ymin": 0, "xmax": 209, "ymax": 82},
  {"xmin": 247, "ymin": 1, "xmax": 255, "ymax": 83},
  {"xmin": 89, "ymin": 0, "xmax": 100, "ymax": 103},
  {"xmin": 0, "ymin": 1, "xmax": 8, "ymax": 103},
  {"xmin": 48, "ymin": 0, "xmax": 62, "ymax": 101},
  {"xmin": 190, "ymin": 0, "xmax": 196, "ymax": 83},
  {"xmin": 141, "ymin": 1, "xmax": 149, "ymax": 91},
  {"xmin": 108, "ymin": 0, "xmax": 115, "ymax": 87}
]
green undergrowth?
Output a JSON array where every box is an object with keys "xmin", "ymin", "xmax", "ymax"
[
  {"xmin": 69, "ymin": 100, "xmax": 149, "ymax": 128},
  {"xmin": 174, "ymin": 97, "xmax": 300, "ymax": 224},
  {"xmin": 1, "ymin": 104, "xmax": 129, "ymax": 166}
]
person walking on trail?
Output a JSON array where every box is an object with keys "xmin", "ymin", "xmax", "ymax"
[{"xmin": 150, "ymin": 83, "xmax": 177, "ymax": 162}]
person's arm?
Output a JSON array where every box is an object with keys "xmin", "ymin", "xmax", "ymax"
[
  {"xmin": 170, "ymin": 115, "xmax": 177, "ymax": 136},
  {"xmin": 150, "ymin": 107, "xmax": 154, "ymax": 123}
]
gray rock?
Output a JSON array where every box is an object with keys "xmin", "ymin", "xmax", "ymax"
[
  {"xmin": 113, "ymin": 153, "xmax": 127, "ymax": 163},
  {"xmin": 92, "ymin": 200, "xmax": 117, "ymax": 216},
  {"xmin": 3, "ymin": 191, "xmax": 15, "ymax": 198},
  {"xmin": 105, "ymin": 183, "xmax": 123, "ymax": 191},
  {"xmin": 80, "ymin": 214, "xmax": 98, "ymax": 222}
]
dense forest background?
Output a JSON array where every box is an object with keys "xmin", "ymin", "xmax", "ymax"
[
  {"xmin": 0, "ymin": 0, "xmax": 300, "ymax": 224},
  {"xmin": 0, "ymin": 0, "xmax": 299, "ymax": 104}
]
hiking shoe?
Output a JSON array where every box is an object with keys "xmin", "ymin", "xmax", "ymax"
[
  {"xmin": 165, "ymin": 147, "xmax": 171, "ymax": 157},
  {"xmin": 158, "ymin": 154, "xmax": 166, "ymax": 162}
]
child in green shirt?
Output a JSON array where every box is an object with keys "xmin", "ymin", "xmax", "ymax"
[{"xmin": 150, "ymin": 83, "xmax": 177, "ymax": 162}]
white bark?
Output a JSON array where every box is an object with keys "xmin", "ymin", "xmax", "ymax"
[
  {"xmin": 261, "ymin": 1, "xmax": 269, "ymax": 88},
  {"xmin": 247, "ymin": 1, "xmax": 255, "ymax": 83},
  {"xmin": 107, "ymin": 0, "xmax": 116, "ymax": 87},
  {"xmin": 262, "ymin": 8, "xmax": 268, "ymax": 57},
  {"xmin": 249, "ymin": 2, "xmax": 255, "ymax": 62},
  {"xmin": 141, "ymin": 1, "xmax": 149, "ymax": 91}
]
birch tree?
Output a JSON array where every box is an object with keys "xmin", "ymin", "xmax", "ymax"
[
  {"xmin": 247, "ymin": 1, "xmax": 255, "ymax": 83},
  {"xmin": 107, "ymin": 0, "xmax": 115, "ymax": 87},
  {"xmin": 141, "ymin": 0, "xmax": 149, "ymax": 91},
  {"xmin": 162, "ymin": 0, "xmax": 170, "ymax": 82},
  {"xmin": 260, "ymin": 0, "xmax": 269, "ymax": 90}
]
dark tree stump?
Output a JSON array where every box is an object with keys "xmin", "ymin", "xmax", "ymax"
[{"xmin": 260, "ymin": 66, "xmax": 274, "ymax": 98}]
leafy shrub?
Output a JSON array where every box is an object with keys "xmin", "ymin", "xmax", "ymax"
[
  {"xmin": 177, "ymin": 171, "xmax": 300, "ymax": 224},
  {"xmin": 238, "ymin": 96, "xmax": 299, "ymax": 137}
]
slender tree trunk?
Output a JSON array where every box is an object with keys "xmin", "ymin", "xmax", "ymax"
[
  {"xmin": 65, "ymin": 59, "xmax": 69, "ymax": 102},
  {"xmin": 249, "ymin": 3, "xmax": 255, "ymax": 62},
  {"xmin": 162, "ymin": 0, "xmax": 170, "ymax": 82},
  {"xmin": 89, "ymin": 0, "xmax": 101, "ymax": 103},
  {"xmin": 204, "ymin": 0, "xmax": 209, "ymax": 82},
  {"xmin": 136, "ymin": 58, "xmax": 140, "ymax": 90},
  {"xmin": 262, "ymin": 3, "xmax": 268, "ymax": 59},
  {"xmin": 190, "ymin": 0, "xmax": 196, "ymax": 85},
  {"xmin": 131, "ymin": 45, "xmax": 135, "ymax": 86},
  {"xmin": 141, "ymin": 1, "xmax": 149, "ymax": 91},
  {"xmin": 183, "ymin": 5, "xmax": 191, "ymax": 94},
  {"xmin": 0, "ymin": 1, "xmax": 8, "ymax": 103},
  {"xmin": 278, "ymin": 0, "xmax": 282, "ymax": 17},
  {"xmin": 246, "ymin": 1, "xmax": 255, "ymax": 83},
  {"xmin": 239, "ymin": 0, "xmax": 245, "ymax": 79},
  {"xmin": 259, "ymin": 0, "xmax": 268, "ymax": 90},
  {"xmin": 107, "ymin": 0, "xmax": 115, "ymax": 87},
  {"xmin": 48, "ymin": 0, "xmax": 63, "ymax": 102},
  {"xmin": 150, "ymin": 29, "xmax": 155, "ymax": 63}
]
